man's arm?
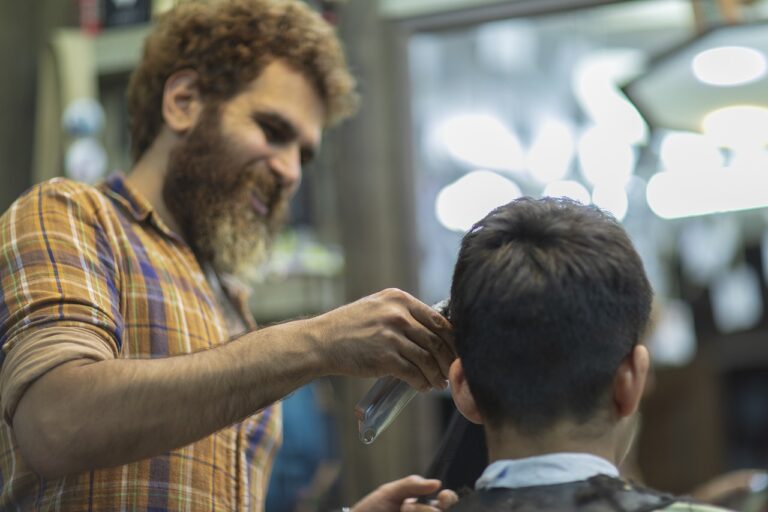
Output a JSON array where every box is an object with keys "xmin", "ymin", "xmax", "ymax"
[{"xmin": 12, "ymin": 288, "xmax": 454, "ymax": 478}]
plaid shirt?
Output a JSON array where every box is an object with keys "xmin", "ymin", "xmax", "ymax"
[{"xmin": 0, "ymin": 174, "xmax": 282, "ymax": 510}]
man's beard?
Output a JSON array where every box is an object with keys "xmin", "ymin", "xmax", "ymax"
[{"xmin": 162, "ymin": 106, "xmax": 290, "ymax": 282}]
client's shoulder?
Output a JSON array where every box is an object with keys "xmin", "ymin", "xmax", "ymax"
[{"xmin": 450, "ymin": 474, "xmax": 690, "ymax": 511}]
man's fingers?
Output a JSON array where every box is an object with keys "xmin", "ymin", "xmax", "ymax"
[
  {"xmin": 398, "ymin": 338, "xmax": 447, "ymax": 390},
  {"xmin": 403, "ymin": 326, "xmax": 452, "ymax": 382},
  {"xmin": 406, "ymin": 297, "xmax": 454, "ymax": 344},
  {"xmin": 437, "ymin": 489, "xmax": 459, "ymax": 509},
  {"xmin": 404, "ymin": 299, "xmax": 456, "ymax": 376},
  {"xmin": 400, "ymin": 488, "xmax": 458, "ymax": 511},
  {"xmin": 380, "ymin": 475, "xmax": 441, "ymax": 503},
  {"xmin": 354, "ymin": 474, "xmax": 453, "ymax": 512},
  {"xmin": 401, "ymin": 502, "xmax": 441, "ymax": 512},
  {"xmin": 390, "ymin": 354, "xmax": 431, "ymax": 391},
  {"xmin": 350, "ymin": 475, "xmax": 443, "ymax": 512}
]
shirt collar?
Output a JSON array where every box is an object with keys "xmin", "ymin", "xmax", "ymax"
[
  {"xmin": 475, "ymin": 453, "xmax": 620, "ymax": 490},
  {"xmin": 99, "ymin": 172, "xmax": 180, "ymax": 241},
  {"xmin": 209, "ymin": 267, "xmax": 256, "ymax": 330}
]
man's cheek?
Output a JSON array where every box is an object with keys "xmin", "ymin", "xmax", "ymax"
[{"xmin": 237, "ymin": 128, "xmax": 272, "ymax": 157}]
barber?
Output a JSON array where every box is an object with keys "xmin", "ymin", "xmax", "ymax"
[{"xmin": 0, "ymin": 1, "xmax": 453, "ymax": 509}]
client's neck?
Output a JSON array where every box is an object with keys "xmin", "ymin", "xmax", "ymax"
[{"xmin": 485, "ymin": 420, "xmax": 619, "ymax": 466}]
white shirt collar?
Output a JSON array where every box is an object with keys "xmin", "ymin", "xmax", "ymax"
[{"xmin": 475, "ymin": 453, "xmax": 620, "ymax": 490}]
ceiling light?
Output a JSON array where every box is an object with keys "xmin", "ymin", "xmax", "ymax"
[
  {"xmin": 658, "ymin": 131, "xmax": 724, "ymax": 173},
  {"xmin": 646, "ymin": 168, "xmax": 768, "ymax": 219},
  {"xmin": 701, "ymin": 105, "xmax": 768, "ymax": 149},
  {"xmin": 646, "ymin": 300, "xmax": 696, "ymax": 367},
  {"xmin": 711, "ymin": 264, "xmax": 763, "ymax": 333},
  {"xmin": 624, "ymin": 23, "xmax": 768, "ymax": 134},
  {"xmin": 577, "ymin": 126, "xmax": 636, "ymax": 187},
  {"xmin": 526, "ymin": 119, "xmax": 575, "ymax": 184},
  {"xmin": 433, "ymin": 114, "xmax": 525, "ymax": 171},
  {"xmin": 692, "ymin": 46, "xmax": 767, "ymax": 87},
  {"xmin": 435, "ymin": 170, "xmax": 522, "ymax": 232},
  {"xmin": 572, "ymin": 49, "xmax": 648, "ymax": 145}
]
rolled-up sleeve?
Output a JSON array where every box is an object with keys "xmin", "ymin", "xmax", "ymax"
[
  {"xmin": 0, "ymin": 179, "xmax": 123, "ymax": 423},
  {"xmin": 0, "ymin": 326, "xmax": 116, "ymax": 422}
]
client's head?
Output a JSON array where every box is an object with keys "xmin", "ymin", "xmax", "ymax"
[{"xmin": 447, "ymin": 197, "xmax": 652, "ymax": 464}]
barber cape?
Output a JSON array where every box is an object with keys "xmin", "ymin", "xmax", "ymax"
[{"xmin": 450, "ymin": 453, "xmax": 731, "ymax": 512}]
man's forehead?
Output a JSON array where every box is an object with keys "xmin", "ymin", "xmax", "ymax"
[{"xmin": 243, "ymin": 62, "xmax": 324, "ymax": 111}]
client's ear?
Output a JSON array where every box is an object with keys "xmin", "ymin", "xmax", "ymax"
[
  {"xmin": 449, "ymin": 359, "xmax": 484, "ymax": 425},
  {"xmin": 613, "ymin": 344, "xmax": 650, "ymax": 419}
]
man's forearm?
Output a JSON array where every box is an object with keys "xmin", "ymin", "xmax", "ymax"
[{"xmin": 13, "ymin": 318, "xmax": 323, "ymax": 478}]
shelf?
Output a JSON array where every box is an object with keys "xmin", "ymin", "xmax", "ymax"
[
  {"xmin": 93, "ymin": 24, "xmax": 151, "ymax": 75},
  {"xmin": 248, "ymin": 273, "xmax": 344, "ymax": 324}
]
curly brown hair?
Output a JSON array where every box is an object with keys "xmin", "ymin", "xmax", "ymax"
[{"xmin": 126, "ymin": 0, "xmax": 358, "ymax": 161}]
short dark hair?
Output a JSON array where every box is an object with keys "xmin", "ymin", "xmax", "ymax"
[
  {"xmin": 449, "ymin": 197, "xmax": 652, "ymax": 434},
  {"xmin": 127, "ymin": 0, "xmax": 358, "ymax": 161}
]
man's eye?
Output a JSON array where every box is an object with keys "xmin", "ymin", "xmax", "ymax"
[
  {"xmin": 257, "ymin": 120, "xmax": 291, "ymax": 145},
  {"xmin": 260, "ymin": 123, "xmax": 284, "ymax": 144}
]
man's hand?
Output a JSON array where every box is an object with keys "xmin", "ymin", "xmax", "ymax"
[
  {"xmin": 351, "ymin": 475, "xmax": 459, "ymax": 512},
  {"xmin": 309, "ymin": 289, "xmax": 455, "ymax": 391}
]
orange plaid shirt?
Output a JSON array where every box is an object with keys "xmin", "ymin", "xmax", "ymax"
[{"xmin": 0, "ymin": 175, "xmax": 282, "ymax": 510}]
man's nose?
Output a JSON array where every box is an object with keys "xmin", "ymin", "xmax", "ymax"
[{"xmin": 268, "ymin": 144, "xmax": 302, "ymax": 194}]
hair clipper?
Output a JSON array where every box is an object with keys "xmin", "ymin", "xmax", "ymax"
[{"xmin": 354, "ymin": 299, "xmax": 450, "ymax": 444}]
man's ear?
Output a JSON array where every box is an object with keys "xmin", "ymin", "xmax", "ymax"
[
  {"xmin": 613, "ymin": 344, "xmax": 650, "ymax": 419},
  {"xmin": 449, "ymin": 358, "xmax": 484, "ymax": 425},
  {"xmin": 162, "ymin": 70, "xmax": 203, "ymax": 135}
]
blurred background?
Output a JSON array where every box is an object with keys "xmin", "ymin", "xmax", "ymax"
[{"xmin": 2, "ymin": 0, "xmax": 768, "ymax": 509}]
